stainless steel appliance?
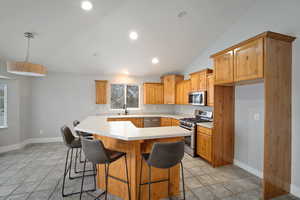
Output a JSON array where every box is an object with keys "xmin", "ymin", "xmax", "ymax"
[
  {"xmin": 188, "ymin": 91, "xmax": 206, "ymax": 106},
  {"xmin": 179, "ymin": 111, "xmax": 213, "ymax": 157},
  {"xmin": 144, "ymin": 117, "xmax": 161, "ymax": 127}
]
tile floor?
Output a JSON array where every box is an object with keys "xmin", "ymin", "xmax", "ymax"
[{"xmin": 0, "ymin": 143, "xmax": 298, "ymax": 200}]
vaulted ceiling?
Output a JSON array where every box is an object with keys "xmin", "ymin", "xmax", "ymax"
[{"xmin": 0, "ymin": 0, "xmax": 256, "ymax": 76}]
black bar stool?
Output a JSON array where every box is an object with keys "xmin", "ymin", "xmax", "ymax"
[
  {"xmin": 80, "ymin": 138, "xmax": 131, "ymax": 200},
  {"xmin": 73, "ymin": 120, "xmax": 94, "ymax": 166},
  {"xmin": 138, "ymin": 141, "xmax": 186, "ymax": 200},
  {"xmin": 60, "ymin": 125, "xmax": 96, "ymax": 197}
]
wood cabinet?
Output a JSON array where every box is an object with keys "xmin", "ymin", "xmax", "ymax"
[
  {"xmin": 234, "ymin": 38, "xmax": 264, "ymax": 82},
  {"xmin": 210, "ymin": 31, "xmax": 296, "ymax": 199},
  {"xmin": 160, "ymin": 117, "xmax": 179, "ymax": 126},
  {"xmin": 196, "ymin": 126, "xmax": 212, "ymax": 162},
  {"xmin": 213, "ymin": 51, "xmax": 234, "ymax": 85},
  {"xmin": 206, "ymin": 74, "xmax": 214, "ymax": 107},
  {"xmin": 175, "ymin": 80, "xmax": 190, "ymax": 105},
  {"xmin": 107, "ymin": 117, "xmax": 144, "ymax": 128},
  {"xmin": 212, "ymin": 37, "xmax": 264, "ymax": 85},
  {"xmin": 190, "ymin": 69, "xmax": 213, "ymax": 91},
  {"xmin": 162, "ymin": 74, "xmax": 184, "ymax": 104},
  {"xmin": 143, "ymin": 83, "xmax": 164, "ymax": 104},
  {"xmin": 95, "ymin": 80, "xmax": 107, "ymax": 104},
  {"xmin": 171, "ymin": 118, "xmax": 180, "ymax": 126},
  {"xmin": 160, "ymin": 117, "xmax": 172, "ymax": 126}
]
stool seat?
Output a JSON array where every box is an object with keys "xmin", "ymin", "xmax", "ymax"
[
  {"xmin": 70, "ymin": 139, "xmax": 82, "ymax": 148},
  {"xmin": 107, "ymin": 150, "xmax": 126, "ymax": 162}
]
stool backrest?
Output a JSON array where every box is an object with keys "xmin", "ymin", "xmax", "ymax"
[
  {"xmin": 73, "ymin": 120, "xmax": 80, "ymax": 127},
  {"xmin": 81, "ymin": 138, "xmax": 110, "ymax": 164},
  {"xmin": 61, "ymin": 125, "xmax": 75, "ymax": 147},
  {"xmin": 147, "ymin": 141, "xmax": 184, "ymax": 169},
  {"xmin": 73, "ymin": 120, "xmax": 81, "ymax": 136}
]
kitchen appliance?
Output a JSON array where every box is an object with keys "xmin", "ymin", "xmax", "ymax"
[
  {"xmin": 179, "ymin": 110, "xmax": 213, "ymax": 157},
  {"xmin": 188, "ymin": 91, "xmax": 206, "ymax": 106},
  {"xmin": 144, "ymin": 117, "xmax": 161, "ymax": 127}
]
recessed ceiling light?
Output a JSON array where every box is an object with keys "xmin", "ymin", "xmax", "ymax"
[
  {"xmin": 81, "ymin": 1, "xmax": 93, "ymax": 11},
  {"xmin": 129, "ymin": 31, "xmax": 138, "ymax": 40},
  {"xmin": 152, "ymin": 57, "xmax": 159, "ymax": 64}
]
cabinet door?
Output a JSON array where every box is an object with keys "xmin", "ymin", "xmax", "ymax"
[
  {"xmin": 197, "ymin": 133, "xmax": 212, "ymax": 162},
  {"xmin": 206, "ymin": 74, "xmax": 214, "ymax": 107},
  {"xmin": 234, "ymin": 38, "xmax": 264, "ymax": 82},
  {"xmin": 214, "ymin": 51, "xmax": 234, "ymax": 84},
  {"xmin": 183, "ymin": 80, "xmax": 191, "ymax": 104},
  {"xmin": 95, "ymin": 80, "xmax": 107, "ymax": 104},
  {"xmin": 190, "ymin": 73, "xmax": 199, "ymax": 91},
  {"xmin": 160, "ymin": 117, "xmax": 172, "ymax": 126},
  {"xmin": 198, "ymin": 72, "xmax": 207, "ymax": 91},
  {"xmin": 171, "ymin": 119, "xmax": 180, "ymax": 126},
  {"xmin": 163, "ymin": 75, "xmax": 175, "ymax": 104},
  {"xmin": 144, "ymin": 83, "xmax": 163, "ymax": 104}
]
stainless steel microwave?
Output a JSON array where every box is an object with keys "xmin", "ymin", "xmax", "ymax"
[{"xmin": 188, "ymin": 91, "xmax": 206, "ymax": 106}]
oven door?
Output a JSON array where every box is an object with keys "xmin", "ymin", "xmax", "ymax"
[
  {"xmin": 180, "ymin": 124, "xmax": 196, "ymax": 156},
  {"xmin": 189, "ymin": 92, "xmax": 206, "ymax": 106}
]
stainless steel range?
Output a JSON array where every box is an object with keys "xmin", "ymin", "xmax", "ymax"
[{"xmin": 179, "ymin": 110, "xmax": 213, "ymax": 157}]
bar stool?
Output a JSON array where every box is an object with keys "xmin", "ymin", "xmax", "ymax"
[
  {"xmin": 73, "ymin": 120, "xmax": 93, "ymax": 166},
  {"xmin": 80, "ymin": 138, "xmax": 131, "ymax": 200},
  {"xmin": 138, "ymin": 141, "xmax": 186, "ymax": 200},
  {"xmin": 60, "ymin": 125, "xmax": 97, "ymax": 197}
]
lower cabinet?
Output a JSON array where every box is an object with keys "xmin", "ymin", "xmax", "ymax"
[
  {"xmin": 197, "ymin": 126, "xmax": 212, "ymax": 162},
  {"xmin": 107, "ymin": 118, "xmax": 144, "ymax": 128},
  {"xmin": 160, "ymin": 117, "xmax": 179, "ymax": 126}
]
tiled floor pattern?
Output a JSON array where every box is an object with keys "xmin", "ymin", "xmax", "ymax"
[{"xmin": 0, "ymin": 143, "xmax": 298, "ymax": 200}]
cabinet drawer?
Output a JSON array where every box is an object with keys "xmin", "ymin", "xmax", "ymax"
[{"xmin": 197, "ymin": 126, "xmax": 212, "ymax": 135}]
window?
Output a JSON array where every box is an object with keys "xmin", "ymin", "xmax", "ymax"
[
  {"xmin": 111, "ymin": 84, "xmax": 139, "ymax": 109},
  {"xmin": 0, "ymin": 84, "xmax": 7, "ymax": 128}
]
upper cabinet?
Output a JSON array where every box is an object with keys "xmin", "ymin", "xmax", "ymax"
[
  {"xmin": 234, "ymin": 38, "xmax": 264, "ymax": 82},
  {"xmin": 176, "ymin": 80, "xmax": 191, "ymax": 105},
  {"xmin": 143, "ymin": 83, "xmax": 164, "ymax": 104},
  {"xmin": 190, "ymin": 69, "xmax": 213, "ymax": 91},
  {"xmin": 213, "ymin": 51, "xmax": 234, "ymax": 85},
  {"xmin": 206, "ymin": 74, "xmax": 214, "ymax": 107},
  {"xmin": 162, "ymin": 74, "xmax": 184, "ymax": 104},
  {"xmin": 211, "ymin": 33, "xmax": 287, "ymax": 85},
  {"xmin": 95, "ymin": 80, "xmax": 107, "ymax": 104}
]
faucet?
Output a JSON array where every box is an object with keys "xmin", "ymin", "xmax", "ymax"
[{"xmin": 123, "ymin": 104, "xmax": 128, "ymax": 115}]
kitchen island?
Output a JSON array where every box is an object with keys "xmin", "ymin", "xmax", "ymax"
[{"xmin": 75, "ymin": 116, "xmax": 191, "ymax": 200}]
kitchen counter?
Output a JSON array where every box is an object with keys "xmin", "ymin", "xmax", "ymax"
[
  {"xmin": 76, "ymin": 115, "xmax": 189, "ymax": 200},
  {"xmin": 101, "ymin": 113, "xmax": 193, "ymax": 120},
  {"xmin": 75, "ymin": 115, "xmax": 191, "ymax": 141}
]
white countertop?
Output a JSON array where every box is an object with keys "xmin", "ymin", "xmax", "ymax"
[
  {"xmin": 102, "ymin": 113, "xmax": 193, "ymax": 120},
  {"xmin": 75, "ymin": 116, "xmax": 192, "ymax": 141},
  {"xmin": 196, "ymin": 122, "xmax": 214, "ymax": 129}
]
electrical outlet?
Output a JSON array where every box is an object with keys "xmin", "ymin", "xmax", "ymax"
[
  {"xmin": 39, "ymin": 130, "xmax": 43, "ymax": 135},
  {"xmin": 254, "ymin": 113, "xmax": 260, "ymax": 121}
]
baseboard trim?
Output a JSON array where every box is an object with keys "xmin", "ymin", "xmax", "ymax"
[
  {"xmin": 0, "ymin": 137, "xmax": 62, "ymax": 154},
  {"xmin": 234, "ymin": 159, "xmax": 263, "ymax": 178},
  {"xmin": 291, "ymin": 184, "xmax": 300, "ymax": 198}
]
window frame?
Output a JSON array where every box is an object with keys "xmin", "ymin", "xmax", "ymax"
[
  {"xmin": 110, "ymin": 83, "xmax": 140, "ymax": 110},
  {"xmin": 0, "ymin": 84, "xmax": 7, "ymax": 129}
]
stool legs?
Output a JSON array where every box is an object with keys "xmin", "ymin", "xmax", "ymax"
[
  {"xmin": 124, "ymin": 155, "xmax": 131, "ymax": 200},
  {"xmin": 180, "ymin": 161, "xmax": 185, "ymax": 200},
  {"xmin": 62, "ymin": 148, "xmax": 96, "ymax": 197}
]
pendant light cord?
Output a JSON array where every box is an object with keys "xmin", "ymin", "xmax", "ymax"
[{"xmin": 24, "ymin": 32, "xmax": 34, "ymax": 63}]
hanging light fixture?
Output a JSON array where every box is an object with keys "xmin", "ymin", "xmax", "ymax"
[{"xmin": 6, "ymin": 32, "xmax": 47, "ymax": 77}]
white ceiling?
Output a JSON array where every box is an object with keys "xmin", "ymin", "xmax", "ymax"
[{"xmin": 0, "ymin": 0, "xmax": 256, "ymax": 76}]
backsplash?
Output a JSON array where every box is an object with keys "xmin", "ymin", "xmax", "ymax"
[{"xmin": 174, "ymin": 105, "xmax": 213, "ymax": 115}]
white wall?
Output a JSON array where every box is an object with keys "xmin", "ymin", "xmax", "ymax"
[
  {"xmin": 180, "ymin": 0, "xmax": 300, "ymax": 195},
  {"xmin": 0, "ymin": 60, "xmax": 32, "ymax": 148},
  {"xmin": 29, "ymin": 72, "xmax": 175, "ymax": 139}
]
